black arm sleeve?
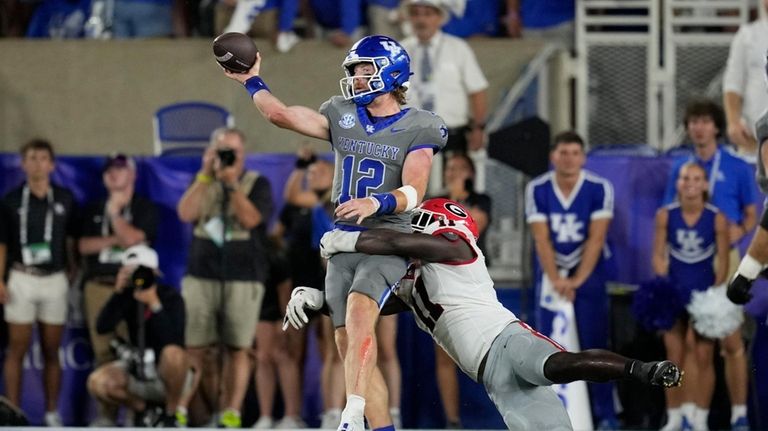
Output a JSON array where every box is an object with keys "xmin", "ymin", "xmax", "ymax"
[
  {"xmin": 355, "ymin": 230, "xmax": 474, "ymax": 262},
  {"xmin": 96, "ymin": 290, "xmax": 131, "ymax": 334}
]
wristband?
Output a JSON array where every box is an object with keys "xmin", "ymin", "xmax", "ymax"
[
  {"xmin": 372, "ymin": 193, "xmax": 397, "ymax": 215},
  {"xmin": 244, "ymin": 76, "xmax": 270, "ymax": 97},
  {"xmin": 196, "ymin": 172, "xmax": 213, "ymax": 184},
  {"xmin": 295, "ymin": 154, "xmax": 318, "ymax": 169}
]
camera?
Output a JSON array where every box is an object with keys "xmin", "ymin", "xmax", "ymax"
[
  {"xmin": 109, "ymin": 337, "xmax": 157, "ymax": 381},
  {"xmin": 217, "ymin": 148, "xmax": 236, "ymax": 167},
  {"xmin": 129, "ymin": 265, "xmax": 155, "ymax": 291}
]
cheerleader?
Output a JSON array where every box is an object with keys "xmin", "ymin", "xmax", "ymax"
[{"xmin": 652, "ymin": 162, "xmax": 729, "ymax": 431}]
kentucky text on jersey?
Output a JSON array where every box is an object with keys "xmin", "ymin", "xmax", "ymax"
[{"xmin": 337, "ymin": 137, "xmax": 401, "ymax": 161}]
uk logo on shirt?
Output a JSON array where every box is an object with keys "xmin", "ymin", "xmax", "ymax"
[{"xmin": 550, "ymin": 213, "xmax": 584, "ymax": 243}]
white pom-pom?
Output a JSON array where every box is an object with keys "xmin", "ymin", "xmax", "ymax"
[{"xmin": 687, "ymin": 284, "xmax": 744, "ymax": 339}]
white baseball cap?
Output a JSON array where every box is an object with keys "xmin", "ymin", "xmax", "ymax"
[
  {"xmin": 122, "ymin": 244, "xmax": 159, "ymax": 270},
  {"xmin": 404, "ymin": 0, "xmax": 450, "ymax": 24}
]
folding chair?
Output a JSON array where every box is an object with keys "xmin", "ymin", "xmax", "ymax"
[{"xmin": 153, "ymin": 101, "xmax": 234, "ymax": 156}]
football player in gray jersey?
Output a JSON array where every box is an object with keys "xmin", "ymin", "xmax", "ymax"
[
  {"xmin": 727, "ymin": 53, "xmax": 768, "ymax": 305},
  {"xmin": 224, "ymin": 34, "xmax": 447, "ymax": 431},
  {"xmin": 728, "ymin": 107, "xmax": 768, "ymax": 304}
]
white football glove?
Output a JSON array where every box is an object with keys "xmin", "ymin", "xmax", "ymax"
[
  {"xmin": 319, "ymin": 229, "xmax": 361, "ymax": 259},
  {"xmin": 282, "ymin": 286, "xmax": 325, "ymax": 331}
]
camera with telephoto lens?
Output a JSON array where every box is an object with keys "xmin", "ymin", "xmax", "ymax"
[
  {"xmin": 109, "ymin": 336, "xmax": 142, "ymax": 376},
  {"xmin": 217, "ymin": 148, "xmax": 236, "ymax": 167},
  {"xmin": 126, "ymin": 265, "xmax": 155, "ymax": 292}
]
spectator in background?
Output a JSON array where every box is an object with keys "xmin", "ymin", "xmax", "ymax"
[
  {"xmin": 723, "ymin": 0, "xmax": 768, "ymax": 159},
  {"xmin": 176, "ymin": 127, "xmax": 273, "ymax": 428},
  {"xmin": 401, "ymin": 0, "xmax": 488, "ymax": 155},
  {"xmin": 111, "ymin": 0, "xmax": 187, "ymax": 37},
  {"xmin": 307, "ymin": 0, "xmax": 365, "ymax": 47},
  {"xmin": 441, "ymin": 0, "xmax": 504, "ymax": 38},
  {"xmin": 78, "ymin": 153, "xmax": 158, "ymax": 426},
  {"xmin": 367, "ymin": 0, "xmax": 402, "ymax": 38},
  {"xmin": 280, "ymin": 146, "xmax": 345, "ymax": 428},
  {"xmin": 662, "ymin": 99, "xmax": 756, "ymax": 431},
  {"xmin": 251, "ymin": 235, "xmax": 306, "ymax": 429},
  {"xmin": 505, "ymin": 0, "xmax": 575, "ymax": 51},
  {"xmin": 653, "ymin": 162, "xmax": 729, "ymax": 431},
  {"xmin": 218, "ymin": 0, "xmax": 302, "ymax": 52},
  {"xmin": 432, "ymin": 151, "xmax": 491, "ymax": 429},
  {"xmin": 24, "ymin": 0, "xmax": 89, "ymax": 38},
  {"xmin": 0, "ymin": 139, "xmax": 78, "ymax": 426},
  {"xmin": 525, "ymin": 131, "xmax": 619, "ymax": 428},
  {"xmin": 87, "ymin": 245, "xmax": 196, "ymax": 427}
]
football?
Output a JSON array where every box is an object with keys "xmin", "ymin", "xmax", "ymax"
[{"xmin": 212, "ymin": 32, "xmax": 259, "ymax": 73}]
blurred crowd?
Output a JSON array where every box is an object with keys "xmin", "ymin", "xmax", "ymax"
[{"xmin": 0, "ymin": 0, "xmax": 578, "ymax": 52}]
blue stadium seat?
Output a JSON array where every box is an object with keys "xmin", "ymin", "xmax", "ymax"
[{"xmin": 153, "ymin": 101, "xmax": 234, "ymax": 156}]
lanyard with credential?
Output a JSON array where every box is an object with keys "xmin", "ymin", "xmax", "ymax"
[
  {"xmin": 691, "ymin": 149, "xmax": 720, "ymax": 197},
  {"xmin": 20, "ymin": 185, "xmax": 54, "ymax": 247}
]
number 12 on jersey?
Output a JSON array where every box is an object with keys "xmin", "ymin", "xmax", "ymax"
[{"xmin": 338, "ymin": 155, "xmax": 386, "ymax": 204}]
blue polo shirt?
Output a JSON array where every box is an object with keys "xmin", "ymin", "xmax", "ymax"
[
  {"xmin": 443, "ymin": 0, "xmax": 502, "ymax": 37},
  {"xmin": 662, "ymin": 147, "xmax": 758, "ymax": 224},
  {"xmin": 309, "ymin": 0, "xmax": 364, "ymax": 34}
]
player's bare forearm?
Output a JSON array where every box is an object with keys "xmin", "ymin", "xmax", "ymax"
[
  {"xmin": 253, "ymin": 92, "xmax": 330, "ymax": 140},
  {"xmin": 398, "ymin": 148, "xmax": 434, "ymax": 211},
  {"xmin": 355, "ymin": 229, "xmax": 472, "ymax": 263}
]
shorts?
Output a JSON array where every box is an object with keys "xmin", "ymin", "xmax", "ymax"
[
  {"xmin": 5, "ymin": 269, "xmax": 68, "ymax": 325},
  {"xmin": 182, "ymin": 276, "xmax": 264, "ymax": 348},
  {"xmin": 324, "ymin": 252, "xmax": 407, "ymax": 328},
  {"xmin": 116, "ymin": 359, "xmax": 196, "ymax": 403},
  {"xmin": 481, "ymin": 321, "xmax": 571, "ymax": 431},
  {"xmin": 259, "ymin": 284, "xmax": 280, "ymax": 322}
]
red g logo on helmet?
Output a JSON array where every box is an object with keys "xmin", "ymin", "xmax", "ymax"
[{"xmin": 411, "ymin": 198, "xmax": 479, "ymax": 239}]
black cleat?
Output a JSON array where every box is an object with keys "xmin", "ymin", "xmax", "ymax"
[
  {"xmin": 727, "ymin": 274, "xmax": 754, "ymax": 305},
  {"xmin": 647, "ymin": 360, "xmax": 683, "ymax": 388}
]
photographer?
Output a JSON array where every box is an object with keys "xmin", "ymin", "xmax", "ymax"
[
  {"xmin": 87, "ymin": 245, "xmax": 195, "ymax": 427},
  {"xmin": 176, "ymin": 127, "xmax": 273, "ymax": 428}
]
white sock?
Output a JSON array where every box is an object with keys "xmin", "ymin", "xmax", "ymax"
[
  {"xmin": 731, "ymin": 404, "xmax": 747, "ymax": 423},
  {"xmin": 682, "ymin": 402, "xmax": 696, "ymax": 422},
  {"xmin": 693, "ymin": 407, "xmax": 709, "ymax": 431},
  {"xmin": 664, "ymin": 408, "xmax": 682, "ymax": 427},
  {"xmin": 737, "ymin": 254, "xmax": 764, "ymax": 280},
  {"xmin": 342, "ymin": 394, "xmax": 366, "ymax": 417}
]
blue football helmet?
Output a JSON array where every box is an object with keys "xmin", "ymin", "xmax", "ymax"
[{"xmin": 339, "ymin": 35, "xmax": 411, "ymax": 106}]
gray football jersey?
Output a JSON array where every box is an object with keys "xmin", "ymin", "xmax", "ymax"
[
  {"xmin": 320, "ymin": 95, "xmax": 448, "ymax": 231},
  {"xmin": 756, "ymin": 111, "xmax": 768, "ymax": 193}
]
